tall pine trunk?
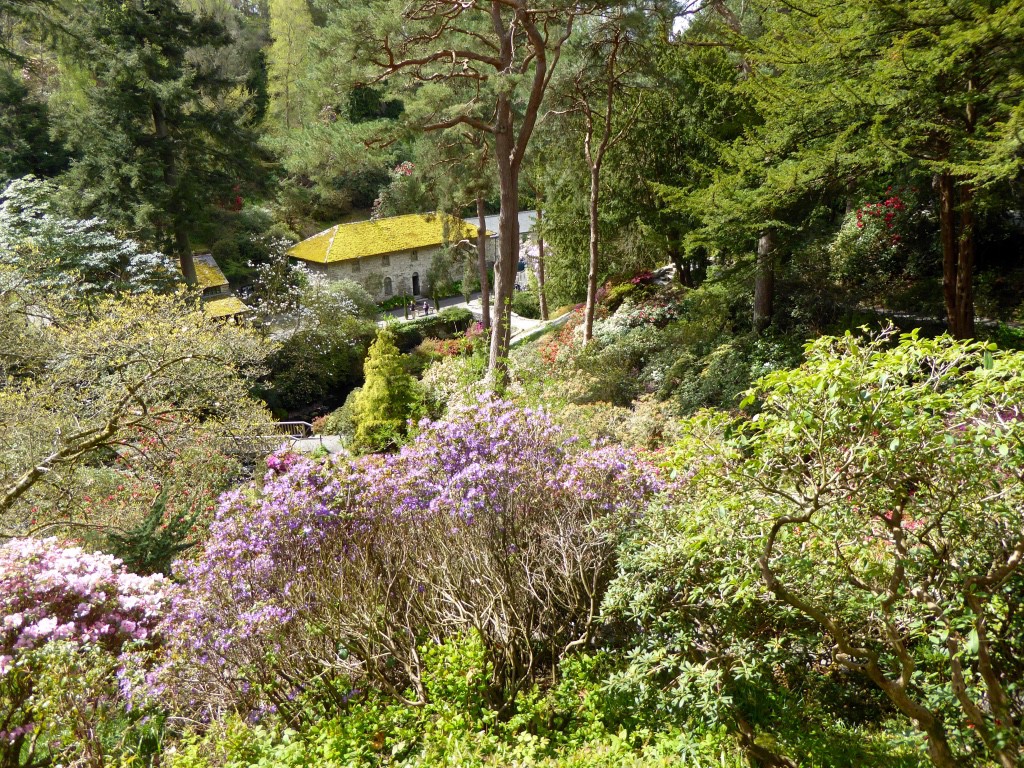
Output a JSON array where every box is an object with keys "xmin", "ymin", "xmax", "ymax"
[
  {"xmin": 753, "ymin": 230, "xmax": 775, "ymax": 334},
  {"xmin": 476, "ymin": 194, "xmax": 490, "ymax": 332},
  {"xmin": 583, "ymin": 163, "xmax": 601, "ymax": 342},
  {"xmin": 669, "ymin": 241, "xmax": 692, "ymax": 287},
  {"xmin": 488, "ymin": 107, "xmax": 521, "ymax": 387},
  {"xmin": 152, "ymin": 101, "xmax": 195, "ymax": 285}
]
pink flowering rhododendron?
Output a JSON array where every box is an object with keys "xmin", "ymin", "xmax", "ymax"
[{"xmin": 0, "ymin": 538, "xmax": 169, "ymax": 664}]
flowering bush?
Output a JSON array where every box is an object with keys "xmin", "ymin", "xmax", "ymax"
[
  {"xmin": 415, "ymin": 321, "xmax": 487, "ymax": 359},
  {"xmin": 160, "ymin": 398, "xmax": 660, "ymax": 718},
  {"xmin": 830, "ymin": 186, "xmax": 923, "ymax": 301},
  {"xmin": 419, "ymin": 354, "xmax": 489, "ymax": 412},
  {"xmin": 0, "ymin": 538, "xmax": 168, "ymax": 761},
  {"xmin": 1, "ymin": 538, "xmax": 168, "ymax": 663},
  {"xmin": 610, "ymin": 292, "xmax": 685, "ymax": 330}
]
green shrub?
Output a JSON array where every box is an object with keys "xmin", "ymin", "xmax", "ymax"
[
  {"xmin": 378, "ymin": 293, "xmax": 414, "ymax": 312},
  {"xmin": 391, "ymin": 307, "xmax": 475, "ymax": 352},
  {"xmin": 352, "ymin": 328, "xmax": 424, "ymax": 452},
  {"xmin": 162, "ymin": 634, "xmax": 742, "ymax": 768},
  {"xmin": 601, "ymin": 281, "xmax": 636, "ymax": 312},
  {"xmin": 611, "ymin": 330, "xmax": 1024, "ymax": 768},
  {"xmin": 512, "ymin": 289, "xmax": 541, "ymax": 319},
  {"xmin": 313, "ymin": 389, "xmax": 359, "ymax": 441}
]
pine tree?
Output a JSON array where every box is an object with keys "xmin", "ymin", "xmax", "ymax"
[
  {"xmin": 352, "ymin": 327, "xmax": 422, "ymax": 453},
  {"xmin": 54, "ymin": 0, "xmax": 264, "ymax": 285}
]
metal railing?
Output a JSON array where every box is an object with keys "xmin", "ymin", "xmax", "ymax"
[{"xmin": 272, "ymin": 421, "xmax": 314, "ymax": 438}]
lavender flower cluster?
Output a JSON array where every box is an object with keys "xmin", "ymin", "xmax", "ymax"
[
  {"xmin": 0, "ymin": 538, "xmax": 169, "ymax": 678},
  {"xmin": 160, "ymin": 397, "xmax": 661, "ymax": 714}
]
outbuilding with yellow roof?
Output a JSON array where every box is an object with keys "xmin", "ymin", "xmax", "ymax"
[{"xmin": 184, "ymin": 253, "xmax": 249, "ymax": 320}]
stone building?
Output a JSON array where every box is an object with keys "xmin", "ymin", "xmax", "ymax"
[{"xmin": 288, "ymin": 212, "xmax": 489, "ymax": 301}]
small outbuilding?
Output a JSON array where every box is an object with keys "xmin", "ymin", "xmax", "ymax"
[{"xmin": 192, "ymin": 253, "xmax": 249, "ymax": 321}]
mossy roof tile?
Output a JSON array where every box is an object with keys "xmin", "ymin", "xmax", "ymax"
[{"xmin": 193, "ymin": 253, "xmax": 229, "ymax": 289}]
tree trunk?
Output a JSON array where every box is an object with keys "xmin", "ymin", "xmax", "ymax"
[
  {"xmin": 536, "ymin": 207, "xmax": 549, "ymax": 321},
  {"xmin": 938, "ymin": 173, "xmax": 958, "ymax": 335},
  {"xmin": 956, "ymin": 185, "xmax": 975, "ymax": 339},
  {"xmin": 152, "ymin": 100, "xmax": 196, "ymax": 285},
  {"xmin": 753, "ymin": 230, "xmax": 775, "ymax": 334},
  {"xmin": 669, "ymin": 241, "xmax": 692, "ymax": 287},
  {"xmin": 937, "ymin": 173, "xmax": 976, "ymax": 339},
  {"xmin": 477, "ymin": 194, "xmax": 490, "ymax": 332},
  {"xmin": 583, "ymin": 163, "xmax": 601, "ymax": 342},
  {"xmin": 488, "ymin": 109, "xmax": 520, "ymax": 388}
]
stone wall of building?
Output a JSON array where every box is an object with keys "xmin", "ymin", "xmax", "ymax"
[
  {"xmin": 324, "ymin": 246, "xmax": 441, "ymax": 300},
  {"xmin": 301, "ymin": 239, "xmax": 497, "ymax": 301}
]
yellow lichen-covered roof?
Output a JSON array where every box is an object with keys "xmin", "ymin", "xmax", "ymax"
[
  {"xmin": 193, "ymin": 253, "xmax": 229, "ymax": 289},
  {"xmin": 288, "ymin": 213, "xmax": 481, "ymax": 264},
  {"xmin": 203, "ymin": 295, "xmax": 249, "ymax": 318}
]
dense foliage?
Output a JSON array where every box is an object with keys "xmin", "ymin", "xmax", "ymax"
[
  {"xmin": 0, "ymin": 285, "xmax": 274, "ymax": 537},
  {"xmin": 3, "ymin": 0, "xmax": 1024, "ymax": 765}
]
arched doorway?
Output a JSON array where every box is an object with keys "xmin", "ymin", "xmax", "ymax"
[
  {"xmin": 383, "ymin": 277, "xmax": 393, "ymax": 296},
  {"xmin": 412, "ymin": 272, "xmax": 420, "ymax": 296}
]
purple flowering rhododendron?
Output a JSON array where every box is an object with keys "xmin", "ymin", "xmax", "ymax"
[
  {"xmin": 0, "ymin": 538, "xmax": 169, "ymax": 677},
  {"xmin": 161, "ymin": 397, "xmax": 660, "ymax": 716}
]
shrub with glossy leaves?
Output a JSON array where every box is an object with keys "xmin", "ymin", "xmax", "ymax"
[
  {"xmin": 160, "ymin": 398, "xmax": 660, "ymax": 718},
  {"xmin": 611, "ymin": 328, "xmax": 1024, "ymax": 768}
]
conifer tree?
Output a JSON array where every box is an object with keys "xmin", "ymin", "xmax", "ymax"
[
  {"xmin": 353, "ymin": 327, "xmax": 422, "ymax": 453},
  {"xmin": 267, "ymin": 0, "xmax": 314, "ymax": 132},
  {"xmin": 54, "ymin": 0, "xmax": 263, "ymax": 285}
]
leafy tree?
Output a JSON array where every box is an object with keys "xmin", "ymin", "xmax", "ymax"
[
  {"xmin": 553, "ymin": 13, "xmax": 643, "ymax": 342},
  {"xmin": 370, "ymin": 161, "xmax": 433, "ymax": 219},
  {"xmin": 0, "ymin": 0, "xmax": 63, "ymax": 61},
  {"xmin": 416, "ymin": 127, "xmax": 497, "ymax": 330},
  {"xmin": 267, "ymin": 0, "xmax": 314, "ymax": 132},
  {"xmin": 324, "ymin": 0, "xmax": 584, "ymax": 385},
  {"xmin": 53, "ymin": 0, "xmax": 265, "ymax": 285},
  {"xmin": 713, "ymin": 0, "xmax": 1024, "ymax": 338},
  {"xmin": 426, "ymin": 245, "xmax": 461, "ymax": 309},
  {"xmin": 650, "ymin": 328, "xmax": 1024, "ymax": 768},
  {"xmin": 352, "ymin": 326, "xmax": 422, "ymax": 452},
  {"xmin": 602, "ymin": 34, "xmax": 748, "ymax": 289},
  {"xmin": 0, "ymin": 284, "xmax": 274, "ymax": 536},
  {"xmin": 261, "ymin": 274, "xmax": 379, "ymax": 413},
  {"xmin": 0, "ymin": 175, "xmax": 176, "ymax": 299}
]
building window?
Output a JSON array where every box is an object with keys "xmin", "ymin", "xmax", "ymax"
[
  {"xmin": 352, "ymin": 259, "xmax": 361, "ymax": 273},
  {"xmin": 383, "ymin": 277, "xmax": 393, "ymax": 296},
  {"xmin": 382, "ymin": 253, "xmax": 390, "ymax": 267},
  {"xmin": 410, "ymin": 250, "xmax": 418, "ymax": 262}
]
